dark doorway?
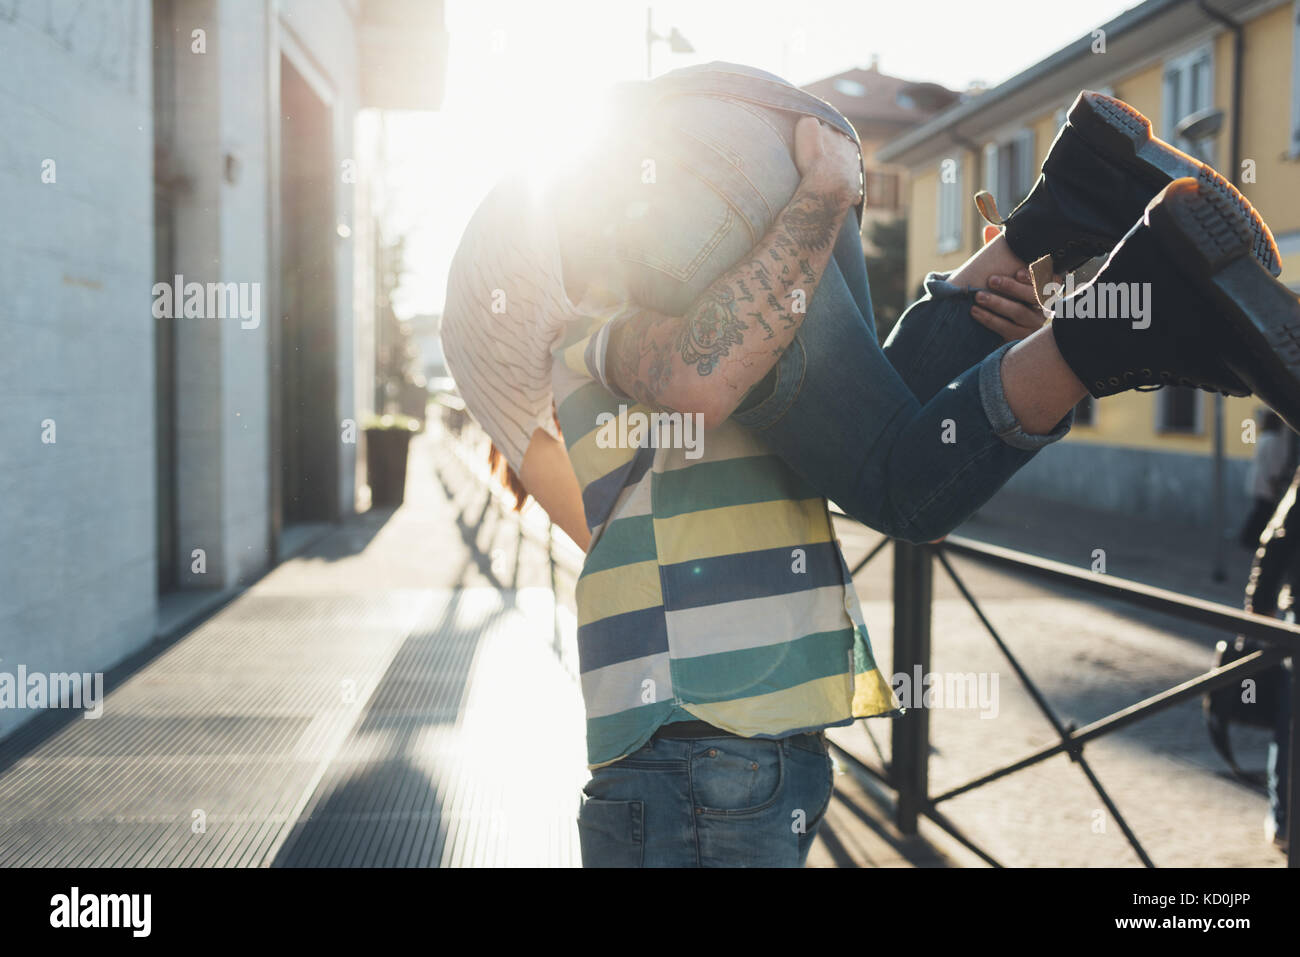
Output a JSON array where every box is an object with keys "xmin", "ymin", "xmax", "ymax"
[{"xmin": 277, "ymin": 55, "xmax": 339, "ymax": 530}]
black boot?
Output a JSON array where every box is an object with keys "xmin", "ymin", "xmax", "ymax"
[
  {"xmin": 1050, "ymin": 177, "xmax": 1300, "ymax": 431},
  {"xmin": 983, "ymin": 91, "xmax": 1280, "ymax": 277}
]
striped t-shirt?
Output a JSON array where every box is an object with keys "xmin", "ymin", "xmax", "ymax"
[
  {"xmin": 552, "ymin": 310, "xmax": 900, "ymax": 768},
  {"xmin": 443, "ymin": 172, "xmax": 901, "ymax": 770}
]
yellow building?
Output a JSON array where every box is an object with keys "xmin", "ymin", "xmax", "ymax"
[{"xmin": 877, "ymin": 0, "xmax": 1300, "ymax": 526}]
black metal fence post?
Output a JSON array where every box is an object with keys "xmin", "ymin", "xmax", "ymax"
[{"xmin": 892, "ymin": 539, "xmax": 933, "ymax": 835}]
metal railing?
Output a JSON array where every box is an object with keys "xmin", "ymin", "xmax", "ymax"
[
  {"xmin": 430, "ymin": 397, "xmax": 583, "ymax": 675},
  {"xmin": 431, "ymin": 404, "xmax": 1298, "ymax": 867},
  {"xmin": 833, "ymin": 531, "xmax": 1300, "ymax": 869}
]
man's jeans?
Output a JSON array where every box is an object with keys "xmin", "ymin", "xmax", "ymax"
[
  {"xmin": 597, "ymin": 62, "xmax": 1072, "ymax": 544},
  {"xmin": 577, "ymin": 731, "xmax": 834, "ymax": 867}
]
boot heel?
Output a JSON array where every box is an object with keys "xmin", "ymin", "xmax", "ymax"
[
  {"xmin": 1193, "ymin": 166, "xmax": 1282, "ymax": 276},
  {"xmin": 1069, "ymin": 91, "xmax": 1154, "ymax": 161},
  {"xmin": 1071, "ymin": 90, "xmax": 1202, "ymax": 186},
  {"xmin": 1151, "ymin": 179, "xmax": 1300, "ymax": 430},
  {"xmin": 1147, "ymin": 177, "xmax": 1252, "ymax": 273}
]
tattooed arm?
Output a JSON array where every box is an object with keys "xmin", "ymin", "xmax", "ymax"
[{"xmin": 606, "ymin": 117, "xmax": 862, "ymax": 429}]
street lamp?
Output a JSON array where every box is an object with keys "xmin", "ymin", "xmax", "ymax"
[
  {"xmin": 1175, "ymin": 107, "xmax": 1225, "ymax": 160},
  {"xmin": 645, "ymin": 8, "xmax": 694, "ymax": 79}
]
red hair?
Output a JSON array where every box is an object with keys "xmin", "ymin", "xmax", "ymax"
[
  {"xmin": 487, "ymin": 442, "xmax": 531, "ymax": 511},
  {"xmin": 487, "ymin": 403, "xmax": 562, "ymax": 512}
]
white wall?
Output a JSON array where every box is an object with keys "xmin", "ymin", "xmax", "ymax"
[
  {"xmin": 0, "ymin": 0, "xmax": 157, "ymax": 740},
  {"xmin": 0, "ymin": 0, "xmax": 369, "ymax": 743}
]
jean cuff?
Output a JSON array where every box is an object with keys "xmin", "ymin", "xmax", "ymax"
[
  {"xmin": 922, "ymin": 270, "xmax": 976, "ymax": 298},
  {"xmin": 978, "ymin": 340, "xmax": 1074, "ymax": 451}
]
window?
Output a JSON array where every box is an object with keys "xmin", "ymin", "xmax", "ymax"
[
  {"xmin": 982, "ymin": 128, "xmax": 1035, "ymax": 214},
  {"xmin": 1292, "ymin": 0, "xmax": 1300, "ymax": 157},
  {"xmin": 936, "ymin": 157, "xmax": 963, "ymax": 254},
  {"xmin": 865, "ymin": 168, "xmax": 901, "ymax": 212},
  {"xmin": 1157, "ymin": 386, "xmax": 1203, "ymax": 434},
  {"xmin": 1162, "ymin": 43, "xmax": 1215, "ymax": 163}
]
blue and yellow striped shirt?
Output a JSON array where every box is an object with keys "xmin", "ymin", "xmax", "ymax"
[{"xmin": 553, "ymin": 296, "xmax": 900, "ymax": 770}]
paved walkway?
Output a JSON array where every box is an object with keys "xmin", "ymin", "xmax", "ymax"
[{"xmin": 0, "ymin": 432, "xmax": 587, "ymax": 866}]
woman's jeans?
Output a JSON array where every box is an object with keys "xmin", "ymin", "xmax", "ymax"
[{"xmin": 595, "ymin": 62, "xmax": 1072, "ymax": 544}]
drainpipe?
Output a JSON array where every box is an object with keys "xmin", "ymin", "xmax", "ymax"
[
  {"xmin": 1197, "ymin": 1, "xmax": 1244, "ymax": 582},
  {"xmin": 1197, "ymin": 2, "xmax": 1243, "ymax": 182}
]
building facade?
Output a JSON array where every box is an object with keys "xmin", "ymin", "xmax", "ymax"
[
  {"xmin": 877, "ymin": 0, "xmax": 1300, "ymax": 526},
  {"xmin": 802, "ymin": 62, "xmax": 959, "ymax": 234},
  {"xmin": 0, "ymin": 0, "xmax": 446, "ymax": 742}
]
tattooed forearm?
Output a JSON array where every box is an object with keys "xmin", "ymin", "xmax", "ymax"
[
  {"xmin": 751, "ymin": 310, "xmax": 776, "ymax": 340},
  {"xmin": 781, "ymin": 191, "xmax": 843, "ymax": 251},
  {"xmin": 679, "ymin": 287, "xmax": 745, "ymax": 374},
  {"xmin": 608, "ymin": 308, "xmax": 677, "ymax": 411},
  {"xmin": 606, "ymin": 171, "xmax": 854, "ymax": 423}
]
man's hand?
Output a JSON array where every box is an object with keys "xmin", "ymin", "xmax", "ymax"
[
  {"xmin": 793, "ymin": 116, "xmax": 862, "ymax": 209},
  {"xmin": 969, "ymin": 269, "xmax": 1049, "ymax": 342}
]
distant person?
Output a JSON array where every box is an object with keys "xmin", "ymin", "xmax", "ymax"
[
  {"xmin": 1239, "ymin": 409, "xmax": 1289, "ymax": 549},
  {"xmin": 1241, "ymin": 466, "xmax": 1298, "ymax": 853}
]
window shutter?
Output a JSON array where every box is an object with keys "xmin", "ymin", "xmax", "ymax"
[
  {"xmin": 937, "ymin": 158, "xmax": 963, "ymax": 253},
  {"xmin": 1191, "ymin": 49, "xmax": 1212, "ymax": 114},
  {"xmin": 1162, "ymin": 67, "xmax": 1180, "ymax": 140},
  {"xmin": 954, "ymin": 160, "xmax": 964, "ymax": 249},
  {"xmin": 935, "ymin": 174, "xmax": 944, "ymax": 246},
  {"xmin": 1016, "ymin": 128, "xmax": 1035, "ymax": 202}
]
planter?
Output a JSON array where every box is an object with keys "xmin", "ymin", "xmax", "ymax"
[{"xmin": 364, "ymin": 415, "xmax": 419, "ymax": 507}]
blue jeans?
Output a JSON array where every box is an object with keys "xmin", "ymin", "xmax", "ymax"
[
  {"xmin": 577, "ymin": 731, "xmax": 833, "ymax": 867},
  {"xmin": 598, "ymin": 62, "xmax": 1072, "ymax": 544}
]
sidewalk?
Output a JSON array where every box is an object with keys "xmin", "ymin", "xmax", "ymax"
[{"xmin": 0, "ymin": 431, "xmax": 587, "ymax": 867}]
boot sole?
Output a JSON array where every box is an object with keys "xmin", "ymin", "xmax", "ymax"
[
  {"xmin": 1147, "ymin": 178, "xmax": 1300, "ymax": 431},
  {"xmin": 1069, "ymin": 91, "xmax": 1281, "ymax": 277}
]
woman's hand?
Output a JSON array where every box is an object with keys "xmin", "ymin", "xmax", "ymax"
[
  {"xmin": 793, "ymin": 116, "xmax": 862, "ymax": 209},
  {"xmin": 969, "ymin": 268, "xmax": 1049, "ymax": 342}
]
